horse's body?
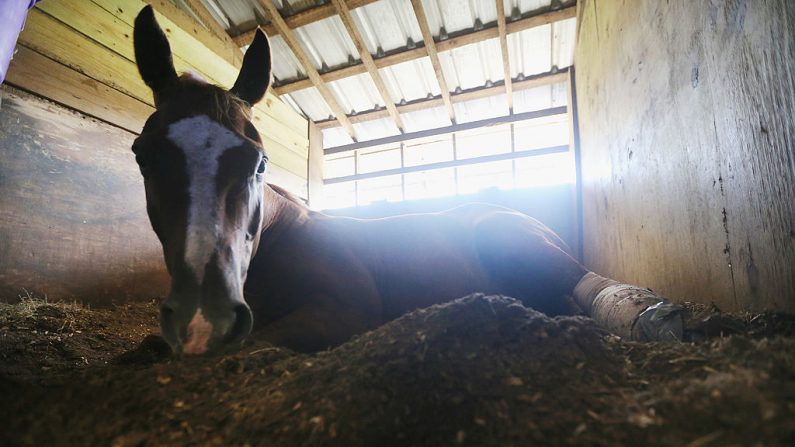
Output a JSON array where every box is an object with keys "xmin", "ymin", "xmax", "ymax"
[
  {"xmin": 245, "ymin": 186, "xmax": 585, "ymax": 351},
  {"xmin": 130, "ymin": 6, "xmax": 679, "ymax": 355}
]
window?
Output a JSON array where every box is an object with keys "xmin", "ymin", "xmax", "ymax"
[
  {"xmin": 514, "ymin": 115, "xmax": 569, "ymax": 151},
  {"xmin": 357, "ymin": 144, "xmax": 401, "ymax": 174},
  {"xmin": 456, "ymin": 160, "xmax": 514, "ymax": 195},
  {"xmin": 323, "ymin": 181, "xmax": 356, "ymax": 209},
  {"xmin": 321, "ymin": 111, "xmax": 574, "ymax": 209},
  {"xmin": 403, "ymin": 135, "xmax": 454, "ymax": 167},
  {"xmin": 515, "ymin": 152, "xmax": 574, "ymax": 188},
  {"xmin": 325, "ymin": 153, "xmax": 355, "ymax": 179},
  {"xmin": 455, "ymin": 124, "xmax": 512, "ymax": 160},
  {"xmin": 357, "ymin": 175, "xmax": 403, "ymax": 205},
  {"xmin": 404, "ymin": 168, "xmax": 456, "ymax": 200}
]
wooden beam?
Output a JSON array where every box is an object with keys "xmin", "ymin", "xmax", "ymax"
[
  {"xmin": 325, "ymin": 145, "xmax": 570, "ymax": 184},
  {"xmin": 437, "ymin": 6, "xmax": 576, "ymax": 52},
  {"xmin": 325, "ymin": 106, "xmax": 567, "ymax": 154},
  {"xmin": 30, "ymin": 1, "xmax": 308, "ymax": 140},
  {"xmin": 20, "ymin": 8, "xmax": 154, "ymax": 105},
  {"xmin": 273, "ymin": 6, "xmax": 576, "ymax": 96},
  {"xmin": 5, "ymin": 45, "xmax": 154, "ymax": 134},
  {"xmin": 129, "ymin": 0, "xmax": 243, "ymax": 68},
  {"xmin": 567, "ymin": 67, "xmax": 584, "ymax": 263},
  {"xmin": 38, "ymin": 1, "xmax": 236, "ymax": 92},
  {"xmin": 411, "ymin": 0, "xmax": 456, "ymax": 124},
  {"xmin": 27, "ymin": 0, "xmax": 309, "ymax": 185},
  {"xmin": 183, "ymin": 0, "xmax": 231, "ymax": 41},
  {"xmin": 232, "ymin": 0, "xmax": 379, "ymax": 46},
  {"xmin": 315, "ymin": 69, "xmax": 569, "ymax": 129},
  {"xmin": 306, "ymin": 123, "xmax": 325, "ymax": 207},
  {"xmin": 330, "ymin": 0, "xmax": 404, "ymax": 132},
  {"xmin": 496, "ymin": 0, "xmax": 514, "ymax": 112},
  {"xmin": 274, "ymin": 46, "xmax": 427, "ymax": 94},
  {"xmin": 257, "ymin": 0, "xmax": 357, "ymax": 140}
]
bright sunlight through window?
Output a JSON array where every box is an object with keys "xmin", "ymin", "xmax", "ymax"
[{"xmin": 322, "ymin": 113, "xmax": 573, "ymax": 209}]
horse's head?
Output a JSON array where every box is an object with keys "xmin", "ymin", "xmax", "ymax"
[{"xmin": 132, "ymin": 6, "xmax": 271, "ymax": 355}]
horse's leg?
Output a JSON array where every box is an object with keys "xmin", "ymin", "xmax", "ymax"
[
  {"xmin": 474, "ymin": 212, "xmax": 683, "ymax": 341},
  {"xmin": 252, "ymin": 297, "xmax": 379, "ymax": 352},
  {"xmin": 474, "ymin": 212, "xmax": 588, "ymax": 315}
]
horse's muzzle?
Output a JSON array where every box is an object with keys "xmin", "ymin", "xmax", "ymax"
[{"xmin": 160, "ymin": 299, "xmax": 253, "ymax": 355}]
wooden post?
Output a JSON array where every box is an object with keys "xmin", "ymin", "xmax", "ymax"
[
  {"xmin": 567, "ymin": 67, "xmax": 584, "ymax": 264},
  {"xmin": 307, "ymin": 122, "xmax": 325, "ymax": 208}
]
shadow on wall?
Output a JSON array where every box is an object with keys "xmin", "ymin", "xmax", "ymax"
[
  {"xmin": 326, "ymin": 185, "xmax": 577, "ymax": 253},
  {"xmin": 0, "ymin": 86, "xmax": 169, "ymax": 306}
]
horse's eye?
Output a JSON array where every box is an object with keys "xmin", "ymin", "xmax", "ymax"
[{"xmin": 256, "ymin": 159, "xmax": 267, "ymax": 175}]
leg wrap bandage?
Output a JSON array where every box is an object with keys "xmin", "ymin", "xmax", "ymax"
[{"xmin": 573, "ymin": 272, "xmax": 683, "ymax": 341}]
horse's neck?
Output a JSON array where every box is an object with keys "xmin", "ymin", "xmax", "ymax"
[{"xmin": 259, "ymin": 184, "xmax": 308, "ymax": 240}]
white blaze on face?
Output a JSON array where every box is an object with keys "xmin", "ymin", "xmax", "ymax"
[
  {"xmin": 167, "ymin": 115, "xmax": 243, "ymax": 284},
  {"xmin": 183, "ymin": 308, "xmax": 213, "ymax": 355}
]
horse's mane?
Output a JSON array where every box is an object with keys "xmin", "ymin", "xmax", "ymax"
[
  {"xmin": 268, "ymin": 183, "xmax": 308, "ymax": 208},
  {"xmin": 177, "ymin": 73, "xmax": 251, "ymax": 127}
]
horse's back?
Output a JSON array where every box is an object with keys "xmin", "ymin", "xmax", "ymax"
[
  {"xmin": 317, "ymin": 202, "xmax": 577, "ymax": 317},
  {"xmin": 439, "ymin": 202, "xmax": 574, "ymax": 256}
]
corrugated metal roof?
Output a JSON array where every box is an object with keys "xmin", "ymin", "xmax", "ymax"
[{"xmin": 191, "ymin": 0, "xmax": 576, "ymax": 144}]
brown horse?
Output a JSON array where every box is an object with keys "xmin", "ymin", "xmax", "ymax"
[{"xmin": 131, "ymin": 6, "xmax": 682, "ymax": 355}]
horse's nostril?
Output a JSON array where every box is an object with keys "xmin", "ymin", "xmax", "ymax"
[{"xmin": 225, "ymin": 304, "xmax": 253, "ymax": 345}]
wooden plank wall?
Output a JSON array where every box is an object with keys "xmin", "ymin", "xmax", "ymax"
[
  {"xmin": 0, "ymin": 85, "xmax": 169, "ymax": 302},
  {"xmin": 0, "ymin": 0, "xmax": 311, "ymax": 303},
  {"xmin": 6, "ymin": 0, "xmax": 310, "ymax": 196},
  {"xmin": 574, "ymin": 0, "xmax": 795, "ymax": 312}
]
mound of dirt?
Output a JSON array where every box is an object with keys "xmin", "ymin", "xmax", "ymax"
[
  {"xmin": 0, "ymin": 298, "xmax": 159, "ymax": 382},
  {"xmin": 1, "ymin": 294, "xmax": 794, "ymax": 446}
]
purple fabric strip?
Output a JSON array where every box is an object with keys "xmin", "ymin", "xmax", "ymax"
[{"xmin": 0, "ymin": 0, "xmax": 41, "ymax": 83}]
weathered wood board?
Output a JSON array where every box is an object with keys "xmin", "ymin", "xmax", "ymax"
[
  {"xmin": 0, "ymin": 86, "xmax": 169, "ymax": 303},
  {"xmin": 4, "ymin": 45, "xmax": 306, "ymax": 183},
  {"xmin": 575, "ymin": 0, "xmax": 795, "ymax": 312},
  {"xmin": 7, "ymin": 0, "xmax": 310, "ymax": 186},
  {"xmin": 4, "ymin": 46, "xmax": 154, "ymax": 135}
]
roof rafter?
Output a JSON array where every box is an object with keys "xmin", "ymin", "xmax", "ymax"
[
  {"xmin": 273, "ymin": 6, "xmax": 576, "ymax": 95},
  {"xmin": 315, "ymin": 69, "xmax": 568, "ymax": 129},
  {"xmin": 330, "ymin": 0, "xmax": 404, "ymax": 132},
  {"xmin": 256, "ymin": 0, "xmax": 358, "ymax": 140},
  {"xmin": 410, "ymin": 0, "xmax": 456, "ymax": 124},
  {"xmin": 495, "ymin": 0, "xmax": 514, "ymax": 113},
  {"xmin": 233, "ymin": 0, "xmax": 380, "ymax": 46},
  {"xmin": 184, "ymin": 0, "xmax": 231, "ymax": 42},
  {"xmin": 325, "ymin": 106, "xmax": 567, "ymax": 154}
]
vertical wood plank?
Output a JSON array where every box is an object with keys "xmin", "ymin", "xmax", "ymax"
[
  {"xmin": 566, "ymin": 67, "xmax": 583, "ymax": 263},
  {"xmin": 0, "ymin": 86, "xmax": 169, "ymax": 303},
  {"xmin": 575, "ymin": 0, "xmax": 795, "ymax": 312},
  {"xmin": 306, "ymin": 123, "xmax": 325, "ymax": 208}
]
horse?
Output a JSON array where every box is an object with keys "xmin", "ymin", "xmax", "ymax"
[{"xmin": 131, "ymin": 6, "xmax": 682, "ymax": 355}]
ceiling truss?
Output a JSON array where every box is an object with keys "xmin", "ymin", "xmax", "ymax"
[
  {"xmin": 330, "ymin": 0, "xmax": 405, "ymax": 132},
  {"xmin": 256, "ymin": 0, "xmax": 358, "ymax": 139},
  {"xmin": 220, "ymin": 2, "xmax": 576, "ymax": 134}
]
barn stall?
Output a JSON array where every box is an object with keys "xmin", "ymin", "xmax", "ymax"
[{"xmin": 0, "ymin": 0, "xmax": 793, "ymax": 445}]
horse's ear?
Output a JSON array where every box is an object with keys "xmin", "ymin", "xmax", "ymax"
[
  {"xmin": 134, "ymin": 5, "xmax": 178, "ymax": 106},
  {"xmin": 230, "ymin": 29, "xmax": 272, "ymax": 106}
]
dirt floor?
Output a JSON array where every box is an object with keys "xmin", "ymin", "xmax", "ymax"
[{"xmin": 1, "ymin": 294, "xmax": 794, "ymax": 447}]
